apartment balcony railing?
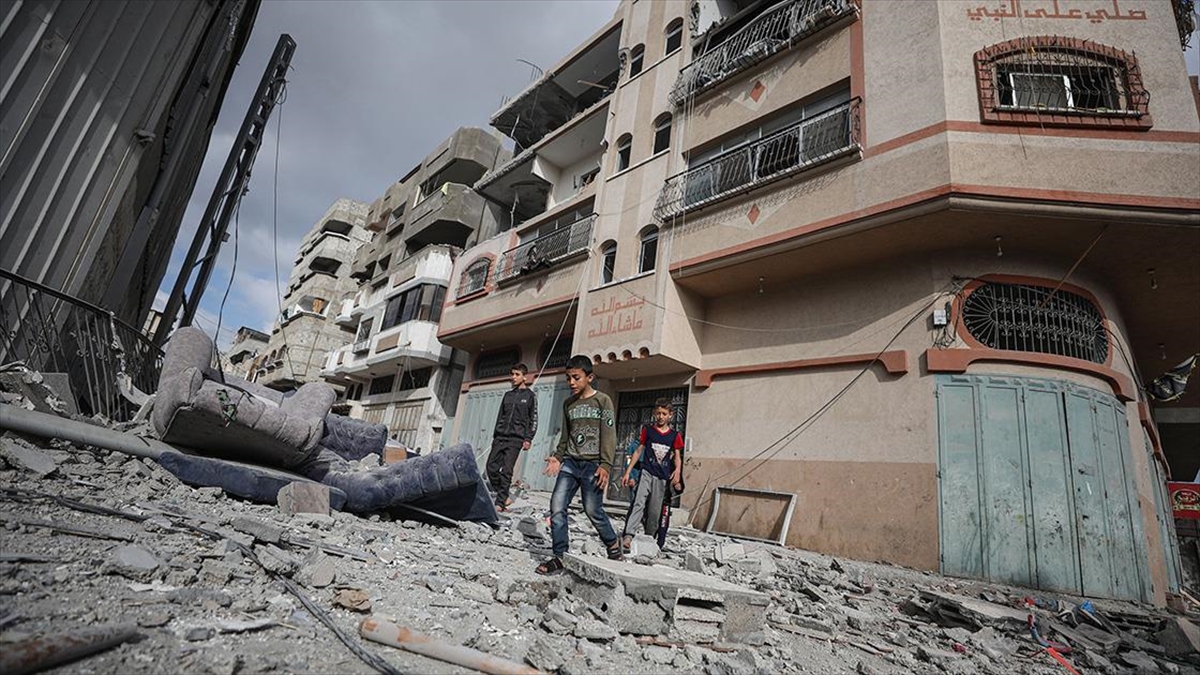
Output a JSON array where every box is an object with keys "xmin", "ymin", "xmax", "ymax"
[
  {"xmin": 669, "ymin": 0, "xmax": 857, "ymax": 107},
  {"xmin": 352, "ymin": 340, "xmax": 371, "ymax": 354},
  {"xmin": 0, "ymin": 267, "xmax": 163, "ymax": 422},
  {"xmin": 496, "ymin": 215, "xmax": 595, "ymax": 282},
  {"xmin": 654, "ymin": 99, "xmax": 860, "ymax": 222}
]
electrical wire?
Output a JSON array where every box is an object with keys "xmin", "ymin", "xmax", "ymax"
[
  {"xmin": 686, "ymin": 279, "xmax": 965, "ymax": 520},
  {"xmin": 266, "ymin": 73, "xmax": 304, "ymax": 385},
  {"xmin": 212, "ymin": 198, "xmax": 241, "ymax": 354}
]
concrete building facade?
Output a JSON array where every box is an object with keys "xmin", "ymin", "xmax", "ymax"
[
  {"xmin": 319, "ymin": 128, "xmax": 509, "ymax": 452},
  {"xmin": 254, "ymin": 199, "xmax": 370, "ymax": 391},
  {"xmin": 0, "ymin": 0, "xmax": 259, "ymax": 328},
  {"xmin": 440, "ymin": 0, "xmax": 1200, "ymax": 605},
  {"xmin": 222, "ymin": 327, "xmax": 269, "ymax": 380}
]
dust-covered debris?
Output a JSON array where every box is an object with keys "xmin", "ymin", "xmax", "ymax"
[{"xmin": 0, "ymin": 425, "xmax": 1198, "ymax": 675}]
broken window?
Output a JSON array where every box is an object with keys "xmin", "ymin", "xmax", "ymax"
[
  {"xmin": 628, "ymin": 44, "xmax": 645, "ymax": 77},
  {"xmin": 652, "ymin": 114, "xmax": 672, "ymax": 154},
  {"xmin": 369, "ymin": 375, "xmax": 395, "ymax": 396},
  {"xmin": 616, "ymin": 134, "xmax": 632, "ymax": 171},
  {"xmin": 638, "ymin": 227, "xmax": 659, "ymax": 274},
  {"xmin": 664, "ymin": 18, "xmax": 683, "ymax": 55},
  {"xmin": 600, "ymin": 241, "xmax": 617, "ymax": 284},
  {"xmin": 398, "ymin": 367, "xmax": 433, "ymax": 391}
]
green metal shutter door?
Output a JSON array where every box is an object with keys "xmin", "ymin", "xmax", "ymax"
[
  {"xmin": 457, "ymin": 389, "xmax": 507, "ymax": 473},
  {"xmin": 937, "ymin": 375, "xmax": 1151, "ymax": 601},
  {"xmin": 513, "ymin": 382, "xmax": 571, "ymax": 492}
]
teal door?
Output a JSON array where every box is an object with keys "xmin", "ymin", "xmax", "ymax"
[
  {"xmin": 454, "ymin": 381, "xmax": 570, "ymax": 493},
  {"xmin": 936, "ymin": 374, "xmax": 1151, "ymax": 601},
  {"xmin": 1146, "ymin": 436, "xmax": 1184, "ymax": 594}
]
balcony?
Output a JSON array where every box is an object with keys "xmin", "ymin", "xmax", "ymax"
[
  {"xmin": 322, "ymin": 321, "xmax": 449, "ymax": 380},
  {"xmin": 669, "ymin": 0, "xmax": 858, "ymax": 107},
  {"xmin": 496, "ymin": 214, "xmax": 594, "ymax": 283},
  {"xmin": 387, "ymin": 244, "xmax": 457, "ymax": 293},
  {"xmin": 406, "ymin": 183, "xmax": 486, "ymax": 249},
  {"xmin": 653, "ymin": 99, "xmax": 860, "ymax": 222}
]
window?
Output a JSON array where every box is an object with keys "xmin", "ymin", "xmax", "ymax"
[
  {"xmin": 652, "ymin": 114, "xmax": 672, "ymax": 154},
  {"xmin": 475, "ymin": 348, "xmax": 521, "ymax": 379},
  {"xmin": 381, "ymin": 283, "xmax": 448, "ymax": 330},
  {"xmin": 628, "ymin": 44, "xmax": 645, "ymax": 77},
  {"xmin": 961, "ymin": 281, "xmax": 1108, "ymax": 364},
  {"xmin": 664, "ymin": 19, "xmax": 683, "ymax": 55},
  {"xmin": 398, "ymin": 367, "xmax": 432, "ymax": 391},
  {"xmin": 540, "ymin": 336, "xmax": 573, "ymax": 370},
  {"xmin": 974, "ymin": 36, "xmax": 1150, "ymax": 129},
  {"xmin": 616, "ymin": 134, "xmax": 632, "ymax": 171},
  {"xmin": 638, "ymin": 227, "xmax": 659, "ymax": 274},
  {"xmin": 458, "ymin": 258, "xmax": 491, "ymax": 296},
  {"xmin": 369, "ymin": 374, "xmax": 394, "ymax": 396},
  {"xmin": 600, "ymin": 241, "xmax": 617, "ymax": 284}
]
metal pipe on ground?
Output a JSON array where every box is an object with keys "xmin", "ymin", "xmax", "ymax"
[
  {"xmin": 360, "ymin": 617, "xmax": 542, "ymax": 675},
  {"xmin": 0, "ymin": 405, "xmax": 168, "ymax": 459},
  {"xmin": 0, "ymin": 623, "xmax": 142, "ymax": 675}
]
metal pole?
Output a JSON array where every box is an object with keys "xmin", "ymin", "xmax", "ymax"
[
  {"xmin": 360, "ymin": 618, "xmax": 543, "ymax": 675},
  {"xmin": 154, "ymin": 34, "xmax": 296, "ymax": 346}
]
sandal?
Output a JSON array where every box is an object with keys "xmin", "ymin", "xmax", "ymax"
[
  {"xmin": 606, "ymin": 540, "xmax": 624, "ymax": 561},
  {"xmin": 621, "ymin": 535, "xmax": 632, "ymax": 555},
  {"xmin": 536, "ymin": 558, "xmax": 565, "ymax": 575}
]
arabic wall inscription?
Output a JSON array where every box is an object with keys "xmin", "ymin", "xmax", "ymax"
[{"xmin": 964, "ymin": 0, "xmax": 1148, "ymax": 23}]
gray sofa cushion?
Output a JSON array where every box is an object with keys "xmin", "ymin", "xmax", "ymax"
[{"xmin": 319, "ymin": 413, "xmax": 389, "ymax": 462}]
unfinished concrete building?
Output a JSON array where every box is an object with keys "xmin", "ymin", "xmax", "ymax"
[
  {"xmin": 0, "ymin": 0, "xmax": 259, "ymax": 329},
  {"xmin": 319, "ymin": 128, "xmax": 509, "ymax": 452},
  {"xmin": 254, "ymin": 199, "xmax": 370, "ymax": 391},
  {"xmin": 440, "ymin": 0, "xmax": 1200, "ymax": 606},
  {"xmin": 222, "ymin": 326, "xmax": 269, "ymax": 381}
]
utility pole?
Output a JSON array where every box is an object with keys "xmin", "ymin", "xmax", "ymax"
[{"xmin": 154, "ymin": 34, "xmax": 296, "ymax": 346}]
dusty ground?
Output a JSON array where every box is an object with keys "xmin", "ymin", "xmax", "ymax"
[{"xmin": 0, "ymin": 427, "xmax": 1198, "ymax": 675}]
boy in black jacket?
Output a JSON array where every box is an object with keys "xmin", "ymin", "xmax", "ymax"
[{"xmin": 486, "ymin": 363, "xmax": 538, "ymax": 512}]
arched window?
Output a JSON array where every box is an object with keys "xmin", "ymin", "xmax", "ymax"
[
  {"xmin": 600, "ymin": 241, "xmax": 617, "ymax": 284},
  {"xmin": 628, "ymin": 44, "xmax": 645, "ymax": 78},
  {"xmin": 540, "ymin": 335, "xmax": 574, "ymax": 370},
  {"xmin": 961, "ymin": 281, "xmax": 1108, "ymax": 363},
  {"xmin": 652, "ymin": 113, "xmax": 672, "ymax": 154},
  {"xmin": 615, "ymin": 134, "xmax": 632, "ymax": 171},
  {"xmin": 664, "ymin": 18, "xmax": 684, "ymax": 55},
  {"xmin": 458, "ymin": 257, "xmax": 491, "ymax": 297},
  {"xmin": 474, "ymin": 347, "xmax": 522, "ymax": 379},
  {"xmin": 638, "ymin": 226, "xmax": 659, "ymax": 274},
  {"xmin": 974, "ymin": 36, "xmax": 1150, "ymax": 130}
]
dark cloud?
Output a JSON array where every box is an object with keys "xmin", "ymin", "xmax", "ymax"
[{"xmin": 161, "ymin": 0, "xmax": 619, "ymax": 348}]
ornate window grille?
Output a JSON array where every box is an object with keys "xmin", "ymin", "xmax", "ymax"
[
  {"xmin": 458, "ymin": 258, "xmax": 491, "ymax": 297},
  {"xmin": 475, "ymin": 347, "xmax": 521, "ymax": 379},
  {"xmin": 961, "ymin": 282, "xmax": 1108, "ymax": 364},
  {"xmin": 974, "ymin": 36, "xmax": 1151, "ymax": 129}
]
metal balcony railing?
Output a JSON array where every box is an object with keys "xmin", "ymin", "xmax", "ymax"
[
  {"xmin": 670, "ymin": 0, "xmax": 857, "ymax": 107},
  {"xmin": 654, "ymin": 99, "xmax": 860, "ymax": 222},
  {"xmin": 496, "ymin": 215, "xmax": 595, "ymax": 282},
  {"xmin": 0, "ymin": 268, "xmax": 163, "ymax": 422},
  {"xmin": 352, "ymin": 340, "xmax": 371, "ymax": 354}
]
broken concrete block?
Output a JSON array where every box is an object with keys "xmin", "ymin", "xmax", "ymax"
[
  {"xmin": 1120, "ymin": 650, "xmax": 1160, "ymax": 671},
  {"xmin": 0, "ymin": 438, "xmax": 57, "ymax": 477},
  {"xmin": 231, "ymin": 516, "xmax": 283, "ymax": 544},
  {"xmin": 543, "ymin": 605, "xmax": 578, "ymax": 635},
  {"xmin": 526, "ymin": 635, "xmax": 568, "ymax": 672},
  {"xmin": 277, "ymin": 481, "xmax": 330, "ymax": 516},
  {"xmin": 684, "ymin": 551, "xmax": 704, "ymax": 573},
  {"xmin": 715, "ymin": 542, "xmax": 745, "ymax": 564},
  {"xmin": 298, "ymin": 551, "xmax": 336, "ymax": 588},
  {"xmin": 574, "ymin": 617, "xmax": 618, "ymax": 642},
  {"xmin": 630, "ymin": 535, "xmax": 659, "ymax": 558},
  {"xmin": 454, "ymin": 579, "xmax": 495, "ymax": 604},
  {"xmin": 563, "ymin": 554, "xmax": 770, "ymax": 644},
  {"xmin": 1157, "ymin": 617, "xmax": 1200, "ymax": 658},
  {"xmin": 109, "ymin": 545, "xmax": 160, "ymax": 581},
  {"xmin": 255, "ymin": 544, "xmax": 299, "ymax": 576}
]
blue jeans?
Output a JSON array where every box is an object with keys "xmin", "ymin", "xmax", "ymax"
[{"xmin": 550, "ymin": 457, "xmax": 618, "ymax": 558}]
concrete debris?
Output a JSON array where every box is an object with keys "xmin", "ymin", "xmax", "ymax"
[
  {"xmin": 276, "ymin": 481, "xmax": 330, "ymax": 516},
  {"xmin": 1, "ymin": 422, "xmax": 1198, "ymax": 675},
  {"xmin": 0, "ymin": 437, "xmax": 58, "ymax": 476}
]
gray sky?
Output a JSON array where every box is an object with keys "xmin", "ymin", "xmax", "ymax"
[
  {"xmin": 158, "ymin": 0, "xmax": 620, "ymax": 347},
  {"xmin": 161, "ymin": 1, "xmax": 1199, "ymax": 349}
]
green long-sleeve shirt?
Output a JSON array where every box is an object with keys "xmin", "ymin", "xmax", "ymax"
[{"xmin": 554, "ymin": 391, "xmax": 617, "ymax": 471}]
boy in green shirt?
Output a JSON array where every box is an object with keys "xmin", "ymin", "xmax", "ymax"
[{"xmin": 536, "ymin": 355, "xmax": 623, "ymax": 574}]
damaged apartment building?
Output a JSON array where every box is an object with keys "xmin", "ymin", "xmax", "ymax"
[
  {"xmin": 318, "ymin": 128, "xmax": 511, "ymax": 453},
  {"xmin": 438, "ymin": 0, "xmax": 1200, "ymax": 607},
  {"xmin": 251, "ymin": 199, "xmax": 371, "ymax": 391}
]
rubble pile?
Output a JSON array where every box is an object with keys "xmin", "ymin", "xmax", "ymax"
[{"xmin": 0, "ymin": 400, "xmax": 1198, "ymax": 673}]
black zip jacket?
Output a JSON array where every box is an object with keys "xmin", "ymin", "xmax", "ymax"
[{"xmin": 493, "ymin": 387, "xmax": 538, "ymax": 442}]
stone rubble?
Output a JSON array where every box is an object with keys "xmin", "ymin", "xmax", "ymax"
[{"xmin": 0, "ymin": 398, "xmax": 1198, "ymax": 673}]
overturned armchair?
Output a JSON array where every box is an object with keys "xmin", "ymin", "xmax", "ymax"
[{"xmin": 143, "ymin": 327, "xmax": 496, "ymax": 524}]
